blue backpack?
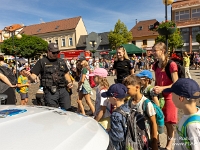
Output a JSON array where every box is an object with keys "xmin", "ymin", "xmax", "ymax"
[{"xmin": 143, "ymin": 99, "xmax": 165, "ymax": 134}]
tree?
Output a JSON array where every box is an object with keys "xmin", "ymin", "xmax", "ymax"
[
  {"xmin": 155, "ymin": 28, "xmax": 184, "ymax": 52},
  {"xmin": 1, "ymin": 34, "xmax": 48, "ymax": 59},
  {"xmin": 196, "ymin": 32, "xmax": 200, "ymax": 44},
  {"xmin": 108, "ymin": 19, "xmax": 133, "ymax": 50}
]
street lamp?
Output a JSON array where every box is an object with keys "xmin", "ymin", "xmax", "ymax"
[
  {"xmin": 89, "ymin": 41, "xmax": 97, "ymax": 59},
  {"xmin": 3, "ymin": 32, "xmax": 22, "ymax": 79},
  {"xmin": 163, "ymin": 0, "xmax": 174, "ymax": 52}
]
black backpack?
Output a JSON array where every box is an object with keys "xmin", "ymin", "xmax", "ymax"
[
  {"xmin": 114, "ymin": 107, "xmax": 150, "ymax": 150},
  {"xmin": 155, "ymin": 60, "xmax": 185, "ymax": 80},
  {"xmin": 0, "ymin": 66, "xmax": 17, "ymax": 85}
]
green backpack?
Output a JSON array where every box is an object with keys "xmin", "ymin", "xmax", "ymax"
[
  {"xmin": 143, "ymin": 85, "xmax": 165, "ymax": 109},
  {"xmin": 176, "ymin": 114, "xmax": 200, "ymax": 150}
]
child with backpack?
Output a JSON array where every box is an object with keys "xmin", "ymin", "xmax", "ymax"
[
  {"xmin": 101, "ymin": 83, "xmax": 130, "ymax": 150},
  {"xmin": 136, "ymin": 70, "xmax": 160, "ymax": 107},
  {"xmin": 164, "ymin": 78, "xmax": 200, "ymax": 150},
  {"xmin": 17, "ymin": 67, "xmax": 30, "ymax": 105},
  {"xmin": 89, "ymin": 68, "xmax": 111, "ymax": 130},
  {"xmin": 123, "ymin": 75, "xmax": 159, "ymax": 150}
]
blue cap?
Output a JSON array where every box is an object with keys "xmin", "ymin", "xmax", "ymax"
[
  {"xmin": 101, "ymin": 83, "xmax": 127, "ymax": 98},
  {"xmin": 136, "ymin": 70, "xmax": 153, "ymax": 80},
  {"xmin": 163, "ymin": 78, "xmax": 200, "ymax": 99}
]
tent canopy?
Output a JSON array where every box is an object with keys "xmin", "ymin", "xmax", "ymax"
[{"xmin": 109, "ymin": 44, "xmax": 146, "ymax": 55}]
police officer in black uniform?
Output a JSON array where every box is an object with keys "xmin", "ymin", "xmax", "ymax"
[
  {"xmin": 24, "ymin": 43, "xmax": 73, "ymax": 110},
  {"xmin": 113, "ymin": 46, "xmax": 135, "ymax": 83}
]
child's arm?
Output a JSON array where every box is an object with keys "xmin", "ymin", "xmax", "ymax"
[
  {"xmin": 146, "ymin": 102, "xmax": 158, "ymax": 150},
  {"xmin": 95, "ymin": 106, "xmax": 106, "ymax": 122},
  {"xmin": 17, "ymin": 83, "xmax": 29, "ymax": 88},
  {"xmin": 152, "ymin": 96, "xmax": 160, "ymax": 107},
  {"xmin": 149, "ymin": 115, "xmax": 158, "ymax": 150}
]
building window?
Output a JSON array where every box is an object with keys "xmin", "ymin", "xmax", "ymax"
[
  {"xmin": 138, "ymin": 26, "xmax": 143, "ymax": 30},
  {"xmin": 175, "ymin": 10, "xmax": 190, "ymax": 21},
  {"xmin": 192, "ymin": 8, "xmax": 200, "ymax": 19},
  {"xmin": 143, "ymin": 40, "xmax": 147, "ymax": 45},
  {"xmin": 149, "ymin": 25, "xmax": 154, "ymax": 29},
  {"xmin": 69, "ymin": 37, "xmax": 73, "ymax": 46},
  {"xmin": 132, "ymin": 41, "xmax": 136, "ymax": 45},
  {"xmin": 192, "ymin": 26, "xmax": 200, "ymax": 42},
  {"xmin": 61, "ymin": 38, "xmax": 66, "ymax": 47},
  {"xmin": 180, "ymin": 28, "xmax": 189, "ymax": 43},
  {"xmin": 55, "ymin": 39, "xmax": 58, "ymax": 45}
]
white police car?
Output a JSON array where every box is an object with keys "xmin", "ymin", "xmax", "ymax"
[{"xmin": 0, "ymin": 105, "xmax": 109, "ymax": 150}]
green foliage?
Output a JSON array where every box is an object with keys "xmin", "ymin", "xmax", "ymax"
[
  {"xmin": 155, "ymin": 28, "xmax": 184, "ymax": 51},
  {"xmin": 0, "ymin": 34, "xmax": 48, "ymax": 58},
  {"xmin": 108, "ymin": 19, "xmax": 133, "ymax": 50},
  {"xmin": 196, "ymin": 32, "xmax": 200, "ymax": 44},
  {"xmin": 157, "ymin": 20, "xmax": 176, "ymax": 30}
]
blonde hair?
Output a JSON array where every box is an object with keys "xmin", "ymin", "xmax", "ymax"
[
  {"xmin": 97, "ymin": 76, "xmax": 110, "ymax": 89},
  {"xmin": 153, "ymin": 42, "xmax": 168, "ymax": 69},
  {"xmin": 81, "ymin": 60, "xmax": 88, "ymax": 67},
  {"xmin": 123, "ymin": 74, "xmax": 142, "ymax": 87},
  {"xmin": 115, "ymin": 46, "xmax": 130, "ymax": 61}
]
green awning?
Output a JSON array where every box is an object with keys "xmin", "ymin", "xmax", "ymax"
[{"xmin": 109, "ymin": 44, "xmax": 146, "ymax": 55}]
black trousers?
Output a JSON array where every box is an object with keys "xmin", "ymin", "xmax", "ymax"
[
  {"xmin": 44, "ymin": 87, "xmax": 71, "ymax": 110},
  {"xmin": 2, "ymin": 87, "xmax": 16, "ymax": 105}
]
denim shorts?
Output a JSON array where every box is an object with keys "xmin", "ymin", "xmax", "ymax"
[
  {"xmin": 80, "ymin": 86, "xmax": 89, "ymax": 94},
  {"xmin": 20, "ymin": 93, "xmax": 28, "ymax": 100}
]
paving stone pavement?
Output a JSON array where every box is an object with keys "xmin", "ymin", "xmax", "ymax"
[{"xmin": 15, "ymin": 69, "xmax": 200, "ymax": 149}]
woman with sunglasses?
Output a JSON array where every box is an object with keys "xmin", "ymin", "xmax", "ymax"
[
  {"xmin": 113, "ymin": 46, "xmax": 135, "ymax": 83},
  {"xmin": 24, "ymin": 43, "xmax": 73, "ymax": 111}
]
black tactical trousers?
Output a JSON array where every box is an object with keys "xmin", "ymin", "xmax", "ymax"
[{"xmin": 44, "ymin": 87, "xmax": 71, "ymax": 110}]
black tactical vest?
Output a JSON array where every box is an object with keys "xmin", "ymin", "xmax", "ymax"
[{"xmin": 40, "ymin": 57, "xmax": 66, "ymax": 88}]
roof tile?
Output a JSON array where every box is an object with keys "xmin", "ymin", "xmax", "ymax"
[
  {"xmin": 20, "ymin": 16, "xmax": 81, "ymax": 35},
  {"xmin": 130, "ymin": 19, "xmax": 159, "ymax": 38}
]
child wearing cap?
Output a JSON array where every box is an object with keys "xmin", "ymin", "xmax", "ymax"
[
  {"xmin": 89, "ymin": 68, "xmax": 111, "ymax": 130},
  {"xmin": 17, "ymin": 67, "xmax": 30, "ymax": 105},
  {"xmin": 123, "ymin": 75, "xmax": 158, "ymax": 150},
  {"xmin": 136, "ymin": 70, "xmax": 160, "ymax": 107},
  {"xmin": 101, "ymin": 83, "xmax": 130, "ymax": 150},
  {"xmin": 164, "ymin": 78, "xmax": 200, "ymax": 150}
]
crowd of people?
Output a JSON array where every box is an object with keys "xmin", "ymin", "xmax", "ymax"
[{"xmin": 0, "ymin": 42, "xmax": 200, "ymax": 150}]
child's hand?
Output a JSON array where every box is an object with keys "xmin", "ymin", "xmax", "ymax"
[{"xmin": 67, "ymin": 83, "xmax": 73, "ymax": 89}]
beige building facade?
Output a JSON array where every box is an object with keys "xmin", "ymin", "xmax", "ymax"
[
  {"xmin": 172, "ymin": 0, "xmax": 200, "ymax": 53},
  {"xmin": 20, "ymin": 16, "xmax": 87, "ymax": 51}
]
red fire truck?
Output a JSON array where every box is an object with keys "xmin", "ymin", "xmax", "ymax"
[{"xmin": 58, "ymin": 50, "xmax": 91, "ymax": 60}]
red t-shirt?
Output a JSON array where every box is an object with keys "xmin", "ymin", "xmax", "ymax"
[{"xmin": 153, "ymin": 61, "xmax": 178, "ymax": 124}]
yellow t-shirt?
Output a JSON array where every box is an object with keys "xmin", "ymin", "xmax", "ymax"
[
  {"xmin": 183, "ymin": 56, "xmax": 190, "ymax": 67},
  {"xmin": 18, "ymin": 75, "xmax": 28, "ymax": 93}
]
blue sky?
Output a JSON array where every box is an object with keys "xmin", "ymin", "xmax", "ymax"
[{"xmin": 0, "ymin": 0, "xmax": 173, "ymax": 33}]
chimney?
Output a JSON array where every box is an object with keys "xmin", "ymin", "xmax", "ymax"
[{"xmin": 136, "ymin": 19, "xmax": 138, "ymax": 25}]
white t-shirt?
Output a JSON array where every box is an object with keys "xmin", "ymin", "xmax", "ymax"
[
  {"xmin": 174, "ymin": 108, "xmax": 200, "ymax": 150},
  {"xmin": 94, "ymin": 86, "xmax": 111, "ymax": 119},
  {"xmin": 131, "ymin": 95, "xmax": 156, "ymax": 117}
]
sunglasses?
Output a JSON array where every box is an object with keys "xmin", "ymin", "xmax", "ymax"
[{"xmin": 51, "ymin": 51, "xmax": 60, "ymax": 54}]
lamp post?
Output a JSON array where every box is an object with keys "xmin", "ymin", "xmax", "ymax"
[
  {"xmin": 89, "ymin": 41, "xmax": 97, "ymax": 59},
  {"xmin": 163, "ymin": 0, "xmax": 174, "ymax": 52},
  {"xmin": 3, "ymin": 32, "xmax": 22, "ymax": 79}
]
